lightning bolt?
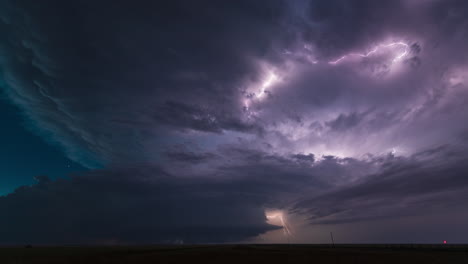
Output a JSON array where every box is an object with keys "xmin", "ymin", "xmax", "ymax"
[
  {"xmin": 328, "ymin": 41, "xmax": 409, "ymax": 65},
  {"xmin": 243, "ymin": 40, "xmax": 411, "ymax": 110},
  {"xmin": 266, "ymin": 212, "xmax": 292, "ymax": 239}
]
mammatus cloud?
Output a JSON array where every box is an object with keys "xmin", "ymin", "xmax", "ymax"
[{"xmin": 1, "ymin": 0, "xmax": 468, "ymax": 243}]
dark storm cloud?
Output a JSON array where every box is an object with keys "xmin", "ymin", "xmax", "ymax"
[
  {"xmin": 0, "ymin": 0, "xmax": 293, "ymax": 243},
  {"xmin": 165, "ymin": 148, "xmax": 217, "ymax": 164},
  {"xmin": 2, "ymin": 0, "xmax": 467, "ymax": 166},
  {"xmin": 293, "ymin": 144, "xmax": 468, "ymax": 224},
  {"xmin": 299, "ymin": 0, "xmax": 409, "ymax": 54},
  {"xmin": 0, "ymin": 0, "xmax": 287, "ymax": 167},
  {"xmin": 0, "ymin": 140, "xmax": 389, "ymax": 244},
  {"xmin": 155, "ymin": 101, "xmax": 259, "ymax": 134},
  {"xmin": 0, "ymin": 148, "xmax": 350, "ymax": 244},
  {"xmin": 2, "ymin": 0, "xmax": 468, "ymax": 244},
  {"xmin": 0, "ymin": 166, "xmax": 280, "ymax": 244},
  {"xmin": 5, "ymin": 143, "xmax": 468, "ymax": 244}
]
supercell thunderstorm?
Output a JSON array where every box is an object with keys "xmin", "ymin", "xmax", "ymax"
[{"xmin": 2, "ymin": 0, "xmax": 468, "ymax": 244}]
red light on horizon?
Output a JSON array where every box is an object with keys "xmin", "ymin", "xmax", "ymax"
[{"xmin": 443, "ymin": 240, "xmax": 447, "ymax": 244}]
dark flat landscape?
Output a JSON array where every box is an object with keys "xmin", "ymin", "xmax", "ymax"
[{"xmin": 1, "ymin": 244, "xmax": 468, "ymax": 264}]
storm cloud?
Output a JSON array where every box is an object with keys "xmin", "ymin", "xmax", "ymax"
[{"xmin": 2, "ymin": 0, "xmax": 468, "ymax": 244}]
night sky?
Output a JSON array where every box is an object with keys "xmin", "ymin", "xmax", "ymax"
[{"xmin": 2, "ymin": 0, "xmax": 468, "ymax": 245}]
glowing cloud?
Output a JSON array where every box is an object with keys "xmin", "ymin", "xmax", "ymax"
[{"xmin": 256, "ymin": 71, "xmax": 279, "ymax": 99}]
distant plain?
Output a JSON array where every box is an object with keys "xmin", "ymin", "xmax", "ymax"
[{"xmin": 2, "ymin": 244, "xmax": 468, "ymax": 264}]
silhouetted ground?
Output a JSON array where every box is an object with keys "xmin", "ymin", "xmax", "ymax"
[{"xmin": 1, "ymin": 244, "xmax": 468, "ymax": 264}]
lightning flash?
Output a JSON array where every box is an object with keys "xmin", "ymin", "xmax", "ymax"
[
  {"xmin": 266, "ymin": 210, "xmax": 292, "ymax": 239},
  {"xmin": 244, "ymin": 40, "xmax": 411, "ymax": 110},
  {"xmin": 328, "ymin": 41, "xmax": 410, "ymax": 65},
  {"xmin": 256, "ymin": 71, "xmax": 279, "ymax": 99}
]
